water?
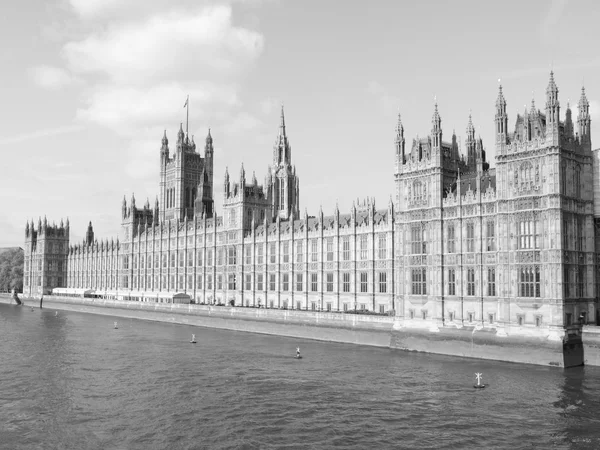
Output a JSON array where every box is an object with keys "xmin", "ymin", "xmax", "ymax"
[{"xmin": 1, "ymin": 303, "xmax": 600, "ymax": 450}]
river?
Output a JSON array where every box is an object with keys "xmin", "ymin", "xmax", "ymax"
[{"xmin": 1, "ymin": 303, "xmax": 599, "ymax": 449}]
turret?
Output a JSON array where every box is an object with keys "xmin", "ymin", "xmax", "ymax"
[
  {"xmin": 25, "ymin": 221, "xmax": 29, "ymax": 237},
  {"xmin": 578, "ymin": 86, "xmax": 591, "ymax": 146},
  {"xmin": 565, "ymin": 101, "xmax": 574, "ymax": 139},
  {"xmin": 495, "ymin": 82, "xmax": 508, "ymax": 145},
  {"xmin": 176, "ymin": 123, "xmax": 185, "ymax": 152},
  {"xmin": 395, "ymin": 111, "xmax": 405, "ymax": 164},
  {"xmin": 466, "ymin": 113, "xmax": 476, "ymax": 170},
  {"xmin": 545, "ymin": 71, "xmax": 560, "ymax": 126},
  {"xmin": 85, "ymin": 221, "xmax": 94, "ymax": 246},
  {"xmin": 224, "ymin": 167, "xmax": 230, "ymax": 198},
  {"xmin": 122, "ymin": 195, "xmax": 127, "ymax": 219},
  {"xmin": 431, "ymin": 99, "xmax": 442, "ymax": 151},
  {"xmin": 160, "ymin": 130, "xmax": 169, "ymax": 162},
  {"xmin": 239, "ymin": 163, "xmax": 246, "ymax": 187}
]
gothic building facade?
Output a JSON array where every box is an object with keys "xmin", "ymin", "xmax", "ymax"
[{"xmin": 23, "ymin": 73, "xmax": 599, "ymax": 340}]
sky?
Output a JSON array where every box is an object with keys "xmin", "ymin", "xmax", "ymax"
[{"xmin": 1, "ymin": 0, "xmax": 599, "ymax": 247}]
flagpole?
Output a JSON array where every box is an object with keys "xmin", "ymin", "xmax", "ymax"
[{"xmin": 186, "ymin": 95, "xmax": 189, "ymax": 137}]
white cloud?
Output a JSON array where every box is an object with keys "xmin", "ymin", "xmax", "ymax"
[
  {"xmin": 0, "ymin": 124, "xmax": 83, "ymax": 145},
  {"xmin": 63, "ymin": 6, "xmax": 263, "ymax": 85},
  {"xmin": 29, "ymin": 65, "xmax": 77, "ymax": 89}
]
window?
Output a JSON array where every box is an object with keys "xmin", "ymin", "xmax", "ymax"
[
  {"xmin": 449, "ymin": 311, "xmax": 454, "ymax": 322},
  {"xmin": 518, "ymin": 219, "xmax": 540, "ymax": 249},
  {"xmin": 342, "ymin": 237, "xmax": 350, "ymax": 261},
  {"xmin": 216, "ymin": 248, "xmax": 223, "ymax": 266},
  {"xmin": 256, "ymin": 274, "xmax": 263, "ymax": 291},
  {"xmin": 360, "ymin": 235, "xmax": 368, "ymax": 260},
  {"xmin": 488, "ymin": 314, "xmax": 494, "ymax": 324},
  {"xmin": 169, "ymin": 252, "xmax": 175, "ymax": 268},
  {"xmin": 269, "ymin": 274, "xmax": 276, "ymax": 291},
  {"xmin": 447, "ymin": 225, "xmax": 455, "ymax": 253},
  {"xmin": 379, "ymin": 305, "xmax": 385, "ymax": 314},
  {"xmin": 296, "ymin": 241, "xmax": 303, "ymax": 263},
  {"xmin": 487, "ymin": 268, "xmax": 496, "ymax": 296},
  {"xmin": 187, "ymin": 275, "xmax": 193, "ymax": 289},
  {"xmin": 296, "ymin": 301, "xmax": 302, "ymax": 310},
  {"xmin": 256, "ymin": 244, "xmax": 263, "ymax": 264},
  {"xmin": 311, "ymin": 273, "xmax": 318, "ymax": 292},
  {"xmin": 448, "ymin": 269, "xmax": 456, "ymax": 295},
  {"xmin": 520, "ymin": 266, "xmax": 541, "ymax": 298},
  {"xmin": 197, "ymin": 275, "xmax": 203, "ymax": 289},
  {"xmin": 206, "ymin": 249, "xmax": 213, "ymax": 267},
  {"xmin": 343, "ymin": 303, "xmax": 349, "ymax": 312},
  {"xmin": 326, "ymin": 273, "xmax": 334, "ymax": 292},
  {"xmin": 282, "ymin": 273, "xmax": 289, "ymax": 291},
  {"xmin": 245, "ymin": 274, "xmax": 252, "ymax": 291},
  {"xmin": 311, "ymin": 302, "xmax": 316, "ymax": 311},
  {"xmin": 577, "ymin": 216, "xmax": 584, "ymax": 252},
  {"xmin": 466, "ymin": 222, "xmax": 475, "ymax": 252},
  {"xmin": 244, "ymin": 246, "xmax": 251, "ymax": 265},
  {"xmin": 228, "ymin": 273, "xmax": 236, "ymax": 290},
  {"xmin": 228, "ymin": 246, "xmax": 236, "ymax": 265},
  {"xmin": 326, "ymin": 303, "xmax": 332, "ymax": 312},
  {"xmin": 564, "ymin": 266, "xmax": 570, "ymax": 297},
  {"xmin": 179, "ymin": 252, "xmax": 185, "ymax": 267},
  {"xmin": 296, "ymin": 273, "xmax": 303, "ymax": 291},
  {"xmin": 378, "ymin": 234, "xmax": 387, "ymax": 259},
  {"xmin": 269, "ymin": 243, "xmax": 277, "ymax": 264},
  {"xmin": 411, "ymin": 225, "xmax": 424, "ymax": 254},
  {"xmin": 378, "ymin": 272, "xmax": 387, "ymax": 293},
  {"xmin": 342, "ymin": 272, "xmax": 350, "ymax": 293},
  {"xmin": 486, "ymin": 221, "xmax": 495, "ymax": 251},
  {"xmin": 578, "ymin": 266, "xmax": 585, "ymax": 298},
  {"xmin": 187, "ymin": 250, "xmax": 193, "ymax": 267},
  {"xmin": 217, "ymin": 274, "xmax": 223, "ymax": 290},
  {"xmin": 411, "ymin": 268, "xmax": 426, "ymax": 295},
  {"xmin": 360, "ymin": 272, "xmax": 368, "ymax": 293},
  {"xmin": 146, "ymin": 256, "xmax": 151, "ymax": 269},
  {"xmin": 467, "ymin": 269, "xmax": 475, "ymax": 296},
  {"xmin": 311, "ymin": 240, "xmax": 318, "ymax": 262},
  {"xmin": 535, "ymin": 316, "xmax": 542, "ymax": 327},
  {"xmin": 326, "ymin": 238, "xmax": 334, "ymax": 262},
  {"xmin": 283, "ymin": 241, "xmax": 290, "ymax": 263}
]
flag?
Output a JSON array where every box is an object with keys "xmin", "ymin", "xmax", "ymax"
[{"xmin": 183, "ymin": 96, "xmax": 188, "ymax": 108}]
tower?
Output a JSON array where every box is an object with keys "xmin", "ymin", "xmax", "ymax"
[
  {"xmin": 545, "ymin": 71, "xmax": 560, "ymax": 145},
  {"xmin": 269, "ymin": 106, "xmax": 299, "ymax": 221},
  {"xmin": 495, "ymin": 82, "xmax": 508, "ymax": 146},
  {"xmin": 577, "ymin": 86, "xmax": 591, "ymax": 150}
]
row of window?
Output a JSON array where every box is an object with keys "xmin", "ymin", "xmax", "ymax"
[
  {"xmin": 411, "ymin": 266, "xmax": 540, "ymax": 298},
  {"xmin": 408, "ymin": 309, "xmax": 544, "ymax": 327},
  {"xmin": 71, "ymin": 271, "xmax": 390, "ymax": 294}
]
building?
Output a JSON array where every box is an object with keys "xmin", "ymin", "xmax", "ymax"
[{"xmin": 23, "ymin": 72, "xmax": 598, "ymax": 342}]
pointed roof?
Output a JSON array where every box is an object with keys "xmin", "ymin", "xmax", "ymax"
[
  {"xmin": 279, "ymin": 104, "xmax": 286, "ymax": 138},
  {"xmin": 466, "ymin": 112, "xmax": 475, "ymax": 137},
  {"xmin": 546, "ymin": 70, "xmax": 558, "ymax": 94},
  {"xmin": 579, "ymin": 86, "xmax": 589, "ymax": 109},
  {"xmin": 432, "ymin": 98, "xmax": 441, "ymax": 127},
  {"xmin": 206, "ymin": 128, "xmax": 213, "ymax": 144},
  {"xmin": 496, "ymin": 81, "xmax": 506, "ymax": 108}
]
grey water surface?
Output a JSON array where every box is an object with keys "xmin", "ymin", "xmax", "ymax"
[{"xmin": 1, "ymin": 303, "xmax": 599, "ymax": 450}]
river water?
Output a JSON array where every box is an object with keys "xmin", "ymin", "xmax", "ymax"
[{"xmin": 1, "ymin": 303, "xmax": 599, "ymax": 450}]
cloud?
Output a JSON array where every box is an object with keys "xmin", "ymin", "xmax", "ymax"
[
  {"xmin": 367, "ymin": 80, "xmax": 400, "ymax": 114},
  {"xmin": 29, "ymin": 65, "xmax": 77, "ymax": 89},
  {"xmin": 539, "ymin": 0, "xmax": 569, "ymax": 40},
  {"xmin": 63, "ymin": 6, "xmax": 263, "ymax": 85},
  {"xmin": 0, "ymin": 124, "xmax": 83, "ymax": 145}
]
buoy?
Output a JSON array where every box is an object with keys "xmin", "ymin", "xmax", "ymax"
[
  {"xmin": 114, "ymin": 321, "xmax": 118, "ymax": 329},
  {"xmin": 473, "ymin": 372, "xmax": 486, "ymax": 389},
  {"xmin": 190, "ymin": 334, "xmax": 197, "ymax": 344},
  {"xmin": 55, "ymin": 311, "xmax": 58, "ymax": 317},
  {"xmin": 295, "ymin": 347, "xmax": 301, "ymax": 359}
]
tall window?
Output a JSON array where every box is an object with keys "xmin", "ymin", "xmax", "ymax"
[
  {"xmin": 518, "ymin": 219, "xmax": 540, "ymax": 249},
  {"xmin": 577, "ymin": 217, "xmax": 584, "ymax": 252},
  {"xmin": 282, "ymin": 273, "xmax": 289, "ymax": 291},
  {"xmin": 256, "ymin": 274, "xmax": 263, "ymax": 291},
  {"xmin": 217, "ymin": 274, "xmax": 223, "ymax": 290},
  {"xmin": 578, "ymin": 266, "xmax": 585, "ymax": 298},
  {"xmin": 360, "ymin": 235, "xmax": 368, "ymax": 260},
  {"xmin": 311, "ymin": 240, "xmax": 318, "ymax": 262},
  {"xmin": 411, "ymin": 268, "xmax": 426, "ymax": 295},
  {"xmin": 296, "ymin": 273, "xmax": 303, "ymax": 291},
  {"xmin": 575, "ymin": 166, "xmax": 581, "ymax": 198},
  {"xmin": 520, "ymin": 266, "xmax": 541, "ymax": 298},
  {"xmin": 564, "ymin": 266, "xmax": 570, "ymax": 297},
  {"xmin": 326, "ymin": 273, "xmax": 334, "ymax": 292},
  {"xmin": 448, "ymin": 269, "xmax": 456, "ymax": 295},
  {"xmin": 487, "ymin": 268, "xmax": 496, "ymax": 296},
  {"xmin": 467, "ymin": 269, "xmax": 475, "ymax": 296},
  {"xmin": 256, "ymin": 244, "xmax": 263, "ymax": 264},
  {"xmin": 378, "ymin": 234, "xmax": 387, "ymax": 259},
  {"xmin": 561, "ymin": 163, "xmax": 567, "ymax": 195},
  {"xmin": 283, "ymin": 241, "xmax": 290, "ymax": 263},
  {"xmin": 217, "ymin": 248, "xmax": 223, "ymax": 266},
  {"xmin": 228, "ymin": 247, "xmax": 237, "ymax": 265},
  {"xmin": 269, "ymin": 243, "xmax": 276, "ymax": 264},
  {"xmin": 245, "ymin": 274, "xmax": 252, "ymax": 291},
  {"xmin": 311, "ymin": 273, "xmax": 318, "ymax": 292},
  {"xmin": 466, "ymin": 223, "xmax": 475, "ymax": 252},
  {"xmin": 342, "ymin": 237, "xmax": 350, "ymax": 261},
  {"xmin": 378, "ymin": 272, "xmax": 387, "ymax": 293},
  {"xmin": 326, "ymin": 238, "xmax": 334, "ymax": 262},
  {"xmin": 447, "ymin": 225, "xmax": 455, "ymax": 253},
  {"xmin": 342, "ymin": 273, "xmax": 350, "ymax": 293},
  {"xmin": 296, "ymin": 241, "xmax": 303, "ymax": 263},
  {"xmin": 563, "ymin": 218, "xmax": 569, "ymax": 250},
  {"xmin": 411, "ymin": 226, "xmax": 425, "ymax": 254},
  {"xmin": 269, "ymin": 274, "xmax": 276, "ymax": 291},
  {"xmin": 360, "ymin": 272, "xmax": 368, "ymax": 293},
  {"xmin": 197, "ymin": 275, "xmax": 203, "ymax": 290},
  {"xmin": 206, "ymin": 249, "xmax": 213, "ymax": 266},
  {"xmin": 228, "ymin": 273, "xmax": 236, "ymax": 290},
  {"xmin": 244, "ymin": 246, "xmax": 251, "ymax": 265},
  {"xmin": 486, "ymin": 221, "xmax": 495, "ymax": 251}
]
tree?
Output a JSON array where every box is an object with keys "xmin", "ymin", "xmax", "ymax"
[{"xmin": 0, "ymin": 248, "xmax": 24, "ymax": 293}]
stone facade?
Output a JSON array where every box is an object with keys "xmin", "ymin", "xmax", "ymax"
[{"xmin": 23, "ymin": 74, "xmax": 599, "ymax": 345}]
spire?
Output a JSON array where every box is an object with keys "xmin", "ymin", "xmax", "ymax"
[
  {"xmin": 395, "ymin": 111, "xmax": 404, "ymax": 140},
  {"xmin": 432, "ymin": 97, "xmax": 441, "ymax": 129},
  {"xmin": 578, "ymin": 86, "xmax": 590, "ymax": 113},
  {"xmin": 431, "ymin": 97, "xmax": 442, "ymax": 148},
  {"xmin": 240, "ymin": 163, "xmax": 245, "ymax": 185},
  {"xmin": 466, "ymin": 111, "xmax": 475, "ymax": 139},
  {"xmin": 252, "ymin": 171, "xmax": 257, "ymax": 186},
  {"xmin": 177, "ymin": 123, "xmax": 184, "ymax": 143},
  {"xmin": 206, "ymin": 128, "xmax": 212, "ymax": 144},
  {"xmin": 530, "ymin": 93, "xmax": 536, "ymax": 115},
  {"xmin": 191, "ymin": 135, "xmax": 196, "ymax": 152},
  {"xmin": 546, "ymin": 70, "xmax": 558, "ymax": 95},
  {"xmin": 279, "ymin": 104, "xmax": 286, "ymax": 138},
  {"xmin": 161, "ymin": 130, "xmax": 168, "ymax": 147},
  {"xmin": 496, "ymin": 81, "xmax": 506, "ymax": 108}
]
